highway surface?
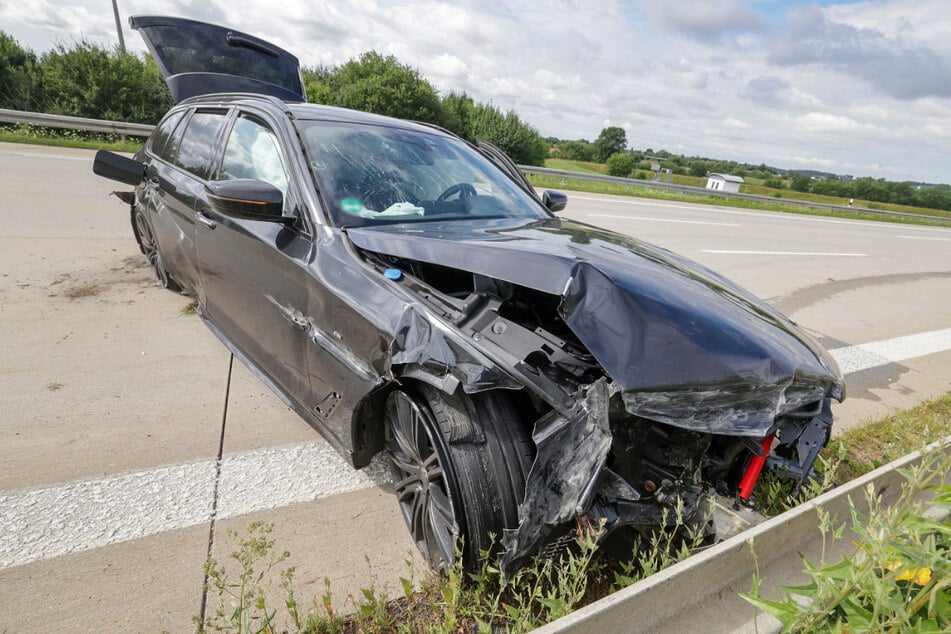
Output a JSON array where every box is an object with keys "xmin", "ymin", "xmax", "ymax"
[{"xmin": 1, "ymin": 142, "xmax": 949, "ymax": 631}]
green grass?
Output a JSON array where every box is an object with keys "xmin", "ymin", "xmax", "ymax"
[
  {"xmin": 194, "ymin": 394, "xmax": 951, "ymax": 633},
  {"xmin": 544, "ymin": 158, "xmax": 607, "ymax": 174},
  {"xmin": 830, "ymin": 393, "xmax": 951, "ymax": 482},
  {"xmin": 0, "ymin": 124, "xmax": 145, "ymax": 153},
  {"xmin": 744, "ymin": 447, "xmax": 951, "ymax": 631},
  {"xmin": 537, "ymin": 161, "xmax": 951, "ymax": 223},
  {"xmin": 740, "ymin": 183, "xmax": 951, "ymax": 218},
  {"xmin": 528, "ymin": 173, "xmax": 951, "ymax": 227}
]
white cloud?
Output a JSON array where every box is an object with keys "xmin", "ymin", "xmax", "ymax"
[
  {"xmin": 795, "ymin": 112, "xmax": 864, "ymax": 134},
  {"xmin": 1, "ymin": 0, "xmax": 950, "ymax": 182}
]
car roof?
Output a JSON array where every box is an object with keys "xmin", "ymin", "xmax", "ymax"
[{"xmin": 174, "ymin": 93, "xmax": 453, "ymax": 137}]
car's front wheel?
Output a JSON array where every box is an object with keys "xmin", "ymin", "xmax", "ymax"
[{"xmin": 384, "ymin": 385, "xmax": 533, "ymax": 572}]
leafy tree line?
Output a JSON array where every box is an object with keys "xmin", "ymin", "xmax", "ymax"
[
  {"xmin": 0, "ymin": 31, "xmax": 171, "ymax": 123},
  {"xmin": 791, "ymin": 173, "xmax": 951, "ymax": 211},
  {"xmin": 301, "ymin": 53, "xmax": 547, "ymax": 165},
  {"xmin": 0, "ymin": 32, "xmax": 548, "ymax": 165}
]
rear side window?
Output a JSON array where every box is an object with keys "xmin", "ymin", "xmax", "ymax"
[
  {"xmin": 173, "ymin": 111, "xmax": 228, "ymax": 180},
  {"xmin": 149, "ymin": 110, "xmax": 184, "ymax": 159}
]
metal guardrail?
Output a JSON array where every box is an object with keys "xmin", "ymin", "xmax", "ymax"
[
  {"xmin": 1, "ymin": 108, "xmax": 948, "ymax": 225},
  {"xmin": 0, "ymin": 108, "xmax": 154, "ymax": 137},
  {"xmin": 521, "ymin": 165, "xmax": 951, "ymax": 224}
]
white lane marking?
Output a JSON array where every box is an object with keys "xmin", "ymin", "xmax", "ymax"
[
  {"xmin": 585, "ymin": 214, "xmax": 743, "ymax": 227},
  {"xmin": 569, "ymin": 194, "xmax": 951, "ymax": 233},
  {"xmin": 0, "ymin": 151, "xmax": 89, "ymax": 162},
  {"xmin": 3, "ymin": 327, "xmax": 951, "ymax": 569},
  {"xmin": 586, "ymin": 213, "xmax": 740, "ymax": 227},
  {"xmin": 898, "ymin": 235, "xmax": 951, "ymax": 242},
  {"xmin": 0, "ymin": 442, "xmax": 389, "ymax": 570},
  {"xmin": 701, "ymin": 249, "xmax": 867, "ymax": 257},
  {"xmin": 829, "ymin": 327, "xmax": 951, "ymax": 375}
]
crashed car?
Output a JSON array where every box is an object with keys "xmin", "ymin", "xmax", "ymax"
[{"xmin": 93, "ymin": 16, "xmax": 845, "ymax": 572}]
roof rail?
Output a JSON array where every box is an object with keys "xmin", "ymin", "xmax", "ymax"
[{"xmin": 179, "ymin": 92, "xmax": 296, "ymax": 110}]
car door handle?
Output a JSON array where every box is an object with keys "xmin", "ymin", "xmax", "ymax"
[{"xmin": 195, "ymin": 210, "xmax": 217, "ymax": 229}]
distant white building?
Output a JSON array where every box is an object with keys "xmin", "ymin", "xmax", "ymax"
[{"xmin": 706, "ymin": 173, "xmax": 744, "ymax": 193}]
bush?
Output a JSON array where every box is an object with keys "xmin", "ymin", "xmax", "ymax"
[
  {"xmin": 605, "ymin": 152, "xmax": 636, "ymax": 177},
  {"xmin": 37, "ymin": 39, "xmax": 170, "ymax": 124},
  {"xmin": 317, "ymin": 51, "xmax": 444, "ymax": 125},
  {"xmin": 469, "ymin": 103, "xmax": 548, "ymax": 166},
  {"xmin": 557, "ymin": 140, "xmax": 596, "ymax": 162}
]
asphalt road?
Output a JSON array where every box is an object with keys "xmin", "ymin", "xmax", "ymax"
[{"xmin": 1, "ymin": 142, "xmax": 949, "ymax": 632}]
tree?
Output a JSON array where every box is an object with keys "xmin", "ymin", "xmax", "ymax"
[
  {"xmin": 557, "ymin": 140, "xmax": 595, "ymax": 162},
  {"xmin": 469, "ymin": 103, "xmax": 548, "ymax": 166},
  {"xmin": 0, "ymin": 31, "xmax": 39, "ymax": 110},
  {"xmin": 320, "ymin": 51, "xmax": 444, "ymax": 124},
  {"xmin": 791, "ymin": 174, "xmax": 812, "ymax": 192},
  {"xmin": 689, "ymin": 162, "xmax": 708, "ymax": 178},
  {"xmin": 593, "ymin": 126, "xmax": 627, "ymax": 162},
  {"xmin": 605, "ymin": 152, "xmax": 636, "ymax": 177},
  {"xmin": 301, "ymin": 65, "xmax": 332, "ymax": 105},
  {"xmin": 440, "ymin": 91, "xmax": 475, "ymax": 141},
  {"xmin": 37, "ymin": 39, "xmax": 170, "ymax": 123}
]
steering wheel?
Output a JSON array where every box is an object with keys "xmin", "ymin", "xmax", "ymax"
[{"xmin": 435, "ymin": 182, "xmax": 477, "ymax": 203}]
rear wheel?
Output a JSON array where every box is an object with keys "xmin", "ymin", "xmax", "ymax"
[
  {"xmin": 384, "ymin": 385, "xmax": 533, "ymax": 572},
  {"xmin": 132, "ymin": 205, "xmax": 182, "ymax": 292}
]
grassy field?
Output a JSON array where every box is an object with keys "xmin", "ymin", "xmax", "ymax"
[
  {"xmin": 0, "ymin": 125, "xmax": 145, "ymax": 153},
  {"xmin": 542, "ymin": 158, "xmax": 951, "ymax": 221},
  {"xmin": 530, "ymin": 172, "xmax": 951, "ymax": 226},
  {"xmin": 544, "ymin": 158, "xmax": 607, "ymax": 174}
]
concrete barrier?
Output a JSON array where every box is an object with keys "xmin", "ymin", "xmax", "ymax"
[{"xmin": 535, "ymin": 437, "xmax": 951, "ymax": 633}]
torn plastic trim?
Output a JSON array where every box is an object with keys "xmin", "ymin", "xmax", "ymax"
[
  {"xmin": 371, "ymin": 259, "xmax": 594, "ymax": 413},
  {"xmin": 501, "ymin": 378, "xmax": 614, "ymax": 572},
  {"xmin": 766, "ymin": 398, "xmax": 834, "ymax": 491},
  {"xmin": 619, "ymin": 380, "xmax": 832, "ymax": 437},
  {"xmin": 112, "ymin": 190, "xmax": 136, "ymax": 205},
  {"xmin": 388, "ymin": 302, "xmax": 523, "ymax": 395}
]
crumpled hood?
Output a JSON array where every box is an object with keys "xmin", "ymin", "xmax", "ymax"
[{"xmin": 348, "ymin": 217, "xmax": 845, "ymax": 435}]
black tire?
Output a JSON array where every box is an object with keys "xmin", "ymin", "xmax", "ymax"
[
  {"xmin": 384, "ymin": 385, "xmax": 533, "ymax": 573},
  {"xmin": 131, "ymin": 205, "xmax": 182, "ymax": 292}
]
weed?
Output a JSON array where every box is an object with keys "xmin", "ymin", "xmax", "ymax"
[
  {"xmin": 197, "ymin": 522, "xmax": 291, "ymax": 633},
  {"xmin": 743, "ymin": 446, "xmax": 951, "ymax": 631},
  {"xmin": 181, "ymin": 301, "xmax": 198, "ymax": 316},
  {"xmin": 46, "ymin": 382, "xmax": 63, "ymax": 391}
]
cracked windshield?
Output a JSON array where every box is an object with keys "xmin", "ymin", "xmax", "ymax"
[{"xmin": 300, "ymin": 121, "xmax": 548, "ymax": 227}]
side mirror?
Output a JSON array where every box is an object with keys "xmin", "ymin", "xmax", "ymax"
[
  {"xmin": 93, "ymin": 150, "xmax": 144, "ymax": 186},
  {"xmin": 205, "ymin": 179, "xmax": 287, "ymax": 221},
  {"xmin": 542, "ymin": 189, "xmax": 568, "ymax": 212}
]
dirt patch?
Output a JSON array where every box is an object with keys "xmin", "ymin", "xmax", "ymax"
[
  {"xmin": 122, "ymin": 255, "xmax": 148, "ymax": 269},
  {"xmin": 64, "ymin": 283, "xmax": 106, "ymax": 300}
]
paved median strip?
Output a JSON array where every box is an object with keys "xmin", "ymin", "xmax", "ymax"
[{"xmin": 2, "ymin": 328, "xmax": 950, "ymax": 570}]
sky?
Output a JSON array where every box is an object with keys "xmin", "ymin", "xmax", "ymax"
[{"xmin": 2, "ymin": 0, "xmax": 950, "ymax": 183}]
